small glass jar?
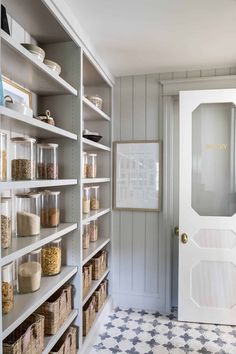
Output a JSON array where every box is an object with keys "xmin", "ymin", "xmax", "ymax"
[
  {"xmin": 90, "ymin": 186, "xmax": 100, "ymax": 210},
  {"xmin": 0, "ymin": 132, "xmax": 7, "ymax": 181},
  {"xmin": 1, "ymin": 197, "xmax": 12, "ymax": 249},
  {"xmin": 17, "ymin": 249, "xmax": 42, "ymax": 293},
  {"xmin": 16, "ymin": 193, "xmax": 40, "ymax": 236},
  {"xmin": 37, "ymin": 143, "xmax": 58, "ymax": 180},
  {"xmin": 11, "ymin": 137, "xmax": 36, "ymax": 180},
  {"xmin": 83, "ymin": 222, "xmax": 90, "ymax": 249},
  {"xmin": 83, "ymin": 187, "xmax": 90, "ymax": 214},
  {"xmin": 42, "ymin": 238, "xmax": 61, "ymax": 276},
  {"xmin": 89, "ymin": 219, "xmax": 98, "ymax": 242},
  {"xmin": 82, "ymin": 152, "xmax": 88, "ymax": 178},
  {"xmin": 41, "ymin": 190, "xmax": 60, "ymax": 228},
  {"xmin": 2, "ymin": 262, "xmax": 14, "ymax": 314},
  {"xmin": 87, "ymin": 154, "xmax": 97, "ymax": 178}
]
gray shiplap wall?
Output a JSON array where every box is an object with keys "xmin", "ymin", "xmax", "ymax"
[{"xmin": 113, "ymin": 67, "xmax": 236, "ymax": 311}]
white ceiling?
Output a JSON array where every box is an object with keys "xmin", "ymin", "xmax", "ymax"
[{"xmin": 67, "ymin": 0, "xmax": 236, "ymax": 77}]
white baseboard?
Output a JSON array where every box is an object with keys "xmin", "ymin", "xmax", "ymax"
[{"xmin": 113, "ymin": 292, "xmax": 167, "ymax": 313}]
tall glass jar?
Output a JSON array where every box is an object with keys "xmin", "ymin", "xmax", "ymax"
[
  {"xmin": 16, "ymin": 193, "xmax": 40, "ymax": 236},
  {"xmin": 1, "ymin": 197, "xmax": 12, "ymax": 249},
  {"xmin": 0, "ymin": 132, "xmax": 7, "ymax": 181},
  {"xmin": 83, "ymin": 222, "xmax": 90, "ymax": 249},
  {"xmin": 17, "ymin": 249, "xmax": 42, "ymax": 293},
  {"xmin": 90, "ymin": 186, "xmax": 100, "ymax": 210},
  {"xmin": 89, "ymin": 219, "xmax": 98, "ymax": 242},
  {"xmin": 83, "ymin": 187, "xmax": 90, "ymax": 214},
  {"xmin": 87, "ymin": 154, "xmax": 97, "ymax": 178},
  {"xmin": 41, "ymin": 190, "xmax": 60, "ymax": 228},
  {"xmin": 11, "ymin": 137, "xmax": 36, "ymax": 180},
  {"xmin": 82, "ymin": 152, "xmax": 88, "ymax": 178},
  {"xmin": 42, "ymin": 238, "xmax": 61, "ymax": 276},
  {"xmin": 37, "ymin": 143, "xmax": 58, "ymax": 179},
  {"xmin": 2, "ymin": 262, "xmax": 14, "ymax": 314}
]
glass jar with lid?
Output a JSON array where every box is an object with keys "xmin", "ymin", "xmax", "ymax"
[
  {"xmin": 11, "ymin": 137, "xmax": 36, "ymax": 180},
  {"xmin": 90, "ymin": 186, "xmax": 100, "ymax": 210},
  {"xmin": 0, "ymin": 132, "xmax": 7, "ymax": 181},
  {"xmin": 82, "ymin": 152, "xmax": 88, "ymax": 178},
  {"xmin": 42, "ymin": 238, "xmax": 61, "ymax": 276},
  {"xmin": 41, "ymin": 190, "xmax": 60, "ymax": 228},
  {"xmin": 17, "ymin": 248, "xmax": 42, "ymax": 293},
  {"xmin": 89, "ymin": 219, "xmax": 98, "ymax": 242},
  {"xmin": 2, "ymin": 261, "xmax": 14, "ymax": 314},
  {"xmin": 87, "ymin": 154, "xmax": 97, "ymax": 178},
  {"xmin": 37, "ymin": 143, "xmax": 58, "ymax": 179},
  {"xmin": 1, "ymin": 197, "xmax": 12, "ymax": 249},
  {"xmin": 83, "ymin": 222, "xmax": 90, "ymax": 249},
  {"xmin": 16, "ymin": 193, "xmax": 40, "ymax": 236},
  {"xmin": 83, "ymin": 187, "xmax": 90, "ymax": 214}
]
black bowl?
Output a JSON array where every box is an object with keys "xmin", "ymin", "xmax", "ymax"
[{"xmin": 83, "ymin": 134, "xmax": 102, "ymax": 142}]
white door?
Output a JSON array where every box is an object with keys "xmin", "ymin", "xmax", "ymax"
[{"xmin": 178, "ymin": 89, "xmax": 236, "ymax": 325}]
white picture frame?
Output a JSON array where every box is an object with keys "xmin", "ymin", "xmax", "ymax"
[
  {"xmin": 113, "ymin": 140, "xmax": 162, "ymax": 211},
  {"xmin": 2, "ymin": 76, "xmax": 32, "ymax": 108}
]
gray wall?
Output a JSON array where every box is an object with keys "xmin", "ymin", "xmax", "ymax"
[{"xmin": 113, "ymin": 67, "xmax": 236, "ymax": 312}]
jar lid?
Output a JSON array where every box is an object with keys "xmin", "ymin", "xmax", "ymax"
[
  {"xmin": 11, "ymin": 137, "xmax": 36, "ymax": 144},
  {"xmin": 83, "ymin": 187, "xmax": 90, "ymax": 190},
  {"xmin": 37, "ymin": 143, "xmax": 58, "ymax": 148},
  {"xmin": 88, "ymin": 153, "xmax": 97, "ymax": 157},
  {"xmin": 91, "ymin": 186, "xmax": 99, "ymax": 189},
  {"xmin": 51, "ymin": 237, "xmax": 62, "ymax": 244},
  {"xmin": 30, "ymin": 248, "xmax": 41, "ymax": 254},
  {"xmin": 16, "ymin": 192, "xmax": 40, "ymax": 199}
]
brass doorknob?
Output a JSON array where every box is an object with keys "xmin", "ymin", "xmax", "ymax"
[
  {"xmin": 174, "ymin": 226, "xmax": 179, "ymax": 236},
  {"xmin": 181, "ymin": 233, "xmax": 188, "ymax": 244}
]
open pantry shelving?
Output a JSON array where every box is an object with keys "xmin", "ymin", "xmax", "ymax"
[{"xmin": 0, "ymin": 0, "xmax": 114, "ymax": 352}]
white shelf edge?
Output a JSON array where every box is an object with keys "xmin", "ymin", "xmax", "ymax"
[
  {"xmin": 1, "ymin": 223, "xmax": 78, "ymax": 266},
  {"xmin": 43, "ymin": 309, "xmax": 78, "ymax": 354},
  {"xmin": 82, "ymin": 178, "xmax": 110, "ymax": 184},
  {"xmin": 82, "ymin": 208, "xmax": 110, "ymax": 224},
  {"xmin": 82, "ymin": 238, "xmax": 110, "ymax": 265},
  {"xmin": 2, "ymin": 266, "xmax": 77, "ymax": 340},
  {"xmin": 82, "ymin": 138, "xmax": 111, "ymax": 152},
  {"xmin": 0, "ymin": 106, "xmax": 78, "ymax": 140},
  {"xmin": 82, "ymin": 269, "xmax": 110, "ymax": 306},
  {"xmin": 1, "ymin": 30, "xmax": 78, "ymax": 96},
  {"xmin": 0, "ymin": 179, "xmax": 77, "ymax": 191},
  {"xmin": 83, "ymin": 96, "xmax": 111, "ymax": 122}
]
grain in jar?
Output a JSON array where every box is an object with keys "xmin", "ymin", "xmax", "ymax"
[
  {"xmin": 83, "ymin": 187, "xmax": 90, "ymax": 214},
  {"xmin": 16, "ymin": 193, "xmax": 40, "ymax": 236},
  {"xmin": 90, "ymin": 186, "xmax": 100, "ymax": 210},
  {"xmin": 1, "ymin": 197, "xmax": 12, "ymax": 249},
  {"xmin": 11, "ymin": 137, "xmax": 36, "ymax": 180},
  {"xmin": 17, "ymin": 249, "xmax": 42, "ymax": 293},
  {"xmin": 83, "ymin": 223, "xmax": 90, "ymax": 249},
  {"xmin": 89, "ymin": 219, "xmax": 98, "ymax": 242},
  {"xmin": 37, "ymin": 143, "xmax": 58, "ymax": 179},
  {"xmin": 41, "ymin": 190, "xmax": 60, "ymax": 227},
  {"xmin": 0, "ymin": 132, "xmax": 7, "ymax": 181},
  {"xmin": 2, "ymin": 262, "xmax": 14, "ymax": 314},
  {"xmin": 42, "ymin": 238, "xmax": 61, "ymax": 275},
  {"xmin": 87, "ymin": 154, "xmax": 97, "ymax": 178},
  {"xmin": 82, "ymin": 152, "xmax": 88, "ymax": 178}
]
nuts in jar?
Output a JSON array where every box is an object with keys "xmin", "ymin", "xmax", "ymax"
[
  {"xmin": 89, "ymin": 219, "xmax": 98, "ymax": 242},
  {"xmin": 90, "ymin": 186, "xmax": 99, "ymax": 210},
  {"xmin": 41, "ymin": 239, "xmax": 61, "ymax": 275},
  {"xmin": 2, "ymin": 282, "xmax": 14, "ymax": 314}
]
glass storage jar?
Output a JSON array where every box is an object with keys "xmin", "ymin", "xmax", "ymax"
[
  {"xmin": 83, "ymin": 187, "xmax": 90, "ymax": 214},
  {"xmin": 1, "ymin": 197, "xmax": 12, "ymax": 249},
  {"xmin": 11, "ymin": 137, "xmax": 36, "ymax": 180},
  {"xmin": 17, "ymin": 248, "xmax": 42, "ymax": 293},
  {"xmin": 90, "ymin": 186, "xmax": 100, "ymax": 210},
  {"xmin": 42, "ymin": 238, "xmax": 61, "ymax": 276},
  {"xmin": 16, "ymin": 193, "xmax": 40, "ymax": 236},
  {"xmin": 87, "ymin": 154, "xmax": 97, "ymax": 178},
  {"xmin": 41, "ymin": 190, "xmax": 60, "ymax": 228},
  {"xmin": 2, "ymin": 261, "xmax": 14, "ymax": 314},
  {"xmin": 89, "ymin": 218, "xmax": 98, "ymax": 242},
  {"xmin": 82, "ymin": 152, "xmax": 88, "ymax": 178},
  {"xmin": 0, "ymin": 132, "xmax": 7, "ymax": 181},
  {"xmin": 37, "ymin": 143, "xmax": 58, "ymax": 179},
  {"xmin": 83, "ymin": 222, "xmax": 90, "ymax": 249}
]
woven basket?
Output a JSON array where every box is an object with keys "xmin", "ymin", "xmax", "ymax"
[
  {"xmin": 83, "ymin": 304, "xmax": 90, "ymax": 336},
  {"xmin": 92, "ymin": 250, "xmax": 108, "ymax": 280},
  {"xmin": 50, "ymin": 326, "xmax": 76, "ymax": 354},
  {"xmin": 3, "ymin": 313, "xmax": 44, "ymax": 354},
  {"xmin": 36, "ymin": 284, "xmax": 72, "ymax": 335},
  {"xmin": 83, "ymin": 264, "xmax": 92, "ymax": 298}
]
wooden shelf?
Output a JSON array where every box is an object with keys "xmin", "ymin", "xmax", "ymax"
[
  {"xmin": 0, "ymin": 179, "xmax": 77, "ymax": 191},
  {"xmin": 0, "ymin": 106, "xmax": 77, "ymax": 140},
  {"xmin": 82, "ymin": 138, "xmax": 111, "ymax": 152},
  {"xmin": 83, "ymin": 269, "xmax": 110, "ymax": 306},
  {"xmin": 82, "ymin": 178, "xmax": 110, "ymax": 184},
  {"xmin": 1, "ymin": 31, "xmax": 77, "ymax": 96},
  {"xmin": 83, "ymin": 237, "xmax": 110, "ymax": 265},
  {"xmin": 1, "ymin": 223, "xmax": 77, "ymax": 266},
  {"xmin": 3, "ymin": 266, "xmax": 77, "ymax": 340},
  {"xmin": 83, "ymin": 96, "xmax": 111, "ymax": 122},
  {"xmin": 82, "ymin": 208, "xmax": 110, "ymax": 224}
]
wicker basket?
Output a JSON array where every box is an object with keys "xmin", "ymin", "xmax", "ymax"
[
  {"xmin": 86, "ymin": 95, "xmax": 103, "ymax": 110},
  {"xmin": 83, "ymin": 264, "xmax": 92, "ymax": 297},
  {"xmin": 83, "ymin": 303, "xmax": 90, "ymax": 336},
  {"xmin": 3, "ymin": 313, "xmax": 44, "ymax": 354},
  {"xmin": 50, "ymin": 326, "xmax": 77, "ymax": 354},
  {"xmin": 36, "ymin": 284, "xmax": 72, "ymax": 335},
  {"xmin": 91, "ymin": 250, "xmax": 108, "ymax": 280}
]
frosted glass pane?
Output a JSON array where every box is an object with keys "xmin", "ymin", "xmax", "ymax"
[{"xmin": 192, "ymin": 103, "xmax": 236, "ymax": 216}]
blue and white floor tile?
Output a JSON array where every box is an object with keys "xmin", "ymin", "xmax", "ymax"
[{"xmin": 90, "ymin": 308, "xmax": 236, "ymax": 354}]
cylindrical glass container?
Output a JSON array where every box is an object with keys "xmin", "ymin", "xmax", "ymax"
[
  {"xmin": 1, "ymin": 197, "xmax": 12, "ymax": 249},
  {"xmin": 42, "ymin": 238, "xmax": 61, "ymax": 276},
  {"xmin": 83, "ymin": 187, "xmax": 90, "ymax": 214},
  {"xmin": 83, "ymin": 222, "xmax": 90, "ymax": 249},
  {"xmin": 37, "ymin": 143, "xmax": 58, "ymax": 179},
  {"xmin": 16, "ymin": 193, "xmax": 40, "ymax": 236},
  {"xmin": 82, "ymin": 152, "xmax": 88, "ymax": 179},
  {"xmin": 41, "ymin": 190, "xmax": 60, "ymax": 228},
  {"xmin": 89, "ymin": 219, "xmax": 98, "ymax": 242},
  {"xmin": 87, "ymin": 154, "xmax": 97, "ymax": 178},
  {"xmin": 0, "ymin": 132, "xmax": 7, "ymax": 181},
  {"xmin": 17, "ymin": 249, "xmax": 42, "ymax": 293},
  {"xmin": 90, "ymin": 186, "xmax": 100, "ymax": 210},
  {"xmin": 2, "ymin": 262, "xmax": 14, "ymax": 314},
  {"xmin": 11, "ymin": 137, "xmax": 36, "ymax": 180}
]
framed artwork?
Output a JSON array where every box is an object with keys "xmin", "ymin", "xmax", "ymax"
[
  {"xmin": 2, "ymin": 76, "xmax": 32, "ymax": 108},
  {"xmin": 113, "ymin": 140, "xmax": 162, "ymax": 211}
]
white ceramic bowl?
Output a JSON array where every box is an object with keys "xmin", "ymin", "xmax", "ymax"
[
  {"xmin": 21, "ymin": 43, "xmax": 45, "ymax": 62},
  {"xmin": 6, "ymin": 101, "xmax": 33, "ymax": 117},
  {"xmin": 44, "ymin": 59, "xmax": 61, "ymax": 75}
]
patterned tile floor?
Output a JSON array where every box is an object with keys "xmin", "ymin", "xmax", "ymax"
[{"xmin": 90, "ymin": 307, "xmax": 236, "ymax": 354}]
